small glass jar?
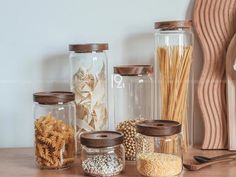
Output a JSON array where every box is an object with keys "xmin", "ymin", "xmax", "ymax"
[
  {"xmin": 69, "ymin": 43, "xmax": 109, "ymax": 153},
  {"xmin": 154, "ymin": 20, "xmax": 194, "ymax": 151},
  {"xmin": 33, "ymin": 92, "xmax": 76, "ymax": 169},
  {"xmin": 80, "ymin": 131, "xmax": 125, "ymax": 177},
  {"xmin": 136, "ymin": 120, "xmax": 183, "ymax": 177},
  {"xmin": 113, "ymin": 65, "xmax": 154, "ymax": 161}
]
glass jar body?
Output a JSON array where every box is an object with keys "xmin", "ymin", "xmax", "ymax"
[
  {"xmin": 154, "ymin": 28, "xmax": 194, "ymax": 150},
  {"xmin": 136, "ymin": 133, "xmax": 183, "ymax": 177},
  {"xmin": 34, "ymin": 101, "xmax": 76, "ymax": 169},
  {"xmin": 81, "ymin": 145, "xmax": 125, "ymax": 177},
  {"xmin": 113, "ymin": 74, "xmax": 154, "ymax": 160},
  {"xmin": 70, "ymin": 51, "xmax": 108, "ymax": 151}
]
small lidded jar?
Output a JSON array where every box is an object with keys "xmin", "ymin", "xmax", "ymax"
[
  {"xmin": 33, "ymin": 91, "xmax": 76, "ymax": 169},
  {"xmin": 136, "ymin": 120, "xmax": 183, "ymax": 177},
  {"xmin": 80, "ymin": 131, "xmax": 125, "ymax": 177}
]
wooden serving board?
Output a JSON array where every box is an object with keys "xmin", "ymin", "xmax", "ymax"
[
  {"xmin": 226, "ymin": 34, "xmax": 236, "ymax": 151},
  {"xmin": 193, "ymin": 0, "xmax": 236, "ymax": 149}
]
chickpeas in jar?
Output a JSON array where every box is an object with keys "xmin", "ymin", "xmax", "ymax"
[{"xmin": 113, "ymin": 65, "xmax": 154, "ymax": 161}]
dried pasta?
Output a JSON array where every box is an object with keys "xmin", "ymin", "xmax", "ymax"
[
  {"xmin": 35, "ymin": 113, "xmax": 75, "ymax": 169},
  {"xmin": 157, "ymin": 46, "xmax": 193, "ymax": 152}
]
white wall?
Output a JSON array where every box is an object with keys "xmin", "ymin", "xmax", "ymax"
[{"xmin": 0, "ymin": 0, "xmax": 203, "ymax": 147}]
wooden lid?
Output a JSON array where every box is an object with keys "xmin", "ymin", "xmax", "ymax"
[
  {"xmin": 155, "ymin": 20, "xmax": 192, "ymax": 30},
  {"xmin": 113, "ymin": 65, "xmax": 153, "ymax": 76},
  {"xmin": 69, "ymin": 43, "xmax": 108, "ymax": 53},
  {"xmin": 136, "ymin": 120, "xmax": 181, "ymax": 137},
  {"xmin": 33, "ymin": 91, "xmax": 75, "ymax": 105},
  {"xmin": 80, "ymin": 131, "xmax": 124, "ymax": 148}
]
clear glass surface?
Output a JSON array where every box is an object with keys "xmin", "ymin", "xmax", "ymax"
[
  {"xmin": 81, "ymin": 145, "xmax": 125, "ymax": 177},
  {"xmin": 34, "ymin": 102, "xmax": 76, "ymax": 169}
]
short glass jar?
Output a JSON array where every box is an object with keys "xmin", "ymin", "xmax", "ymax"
[
  {"xmin": 136, "ymin": 120, "xmax": 183, "ymax": 177},
  {"xmin": 33, "ymin": 91, "xmax": 76, "ymax": 169},
  {"xmin": 69, "ymin": 43, "xmax": 109, "ymax": 152},
  {"xmin": 113, "ymin": 65, "xmax": 154, "ymax": 161},
  {"xmin": 80, "ymin": 131, "xmax": 125, "ymax": 177}
]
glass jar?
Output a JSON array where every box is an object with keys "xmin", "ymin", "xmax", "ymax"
[
  {"xmin": 113, "ymin": 65, "xmax": 154, "ymax": 161},
  {"xmin": 136, "ymin": 120, "xmax": 183, "ymax": 177},
  {"xmin": 154, "ymin": 20, "xmax": 194, "ymax": 151},
  {"xmin": 80, "ymin": 131, "xmax": 125, "ymax": 177},
  {"xmin": 33, "ymin": 91, "xmax": 76, "ymax": 169},
  {"xmin": 69, "ymin": 43, "xmax": 109, "ymax": 152}
]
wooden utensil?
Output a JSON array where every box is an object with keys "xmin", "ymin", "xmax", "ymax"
[
  {"xmin": 226, "ymin": 33, "xmax": 236, "ymax": 151},
  {"xmin": 184, "ymin": 158, "xmax": 235, "ymax": 171},
  {"xmin": 193, "ymin": 0, "xmax": 236, "ymax": 149},
  {"xmin": 194, "ymin": 153, "xmax": 236, "ymax": 163}
]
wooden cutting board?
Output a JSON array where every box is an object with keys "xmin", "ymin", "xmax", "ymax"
[
  {"xmin": 226, "ymin": 34, "xmax": 236, "ymax": 151},
  {"xmin": 193, "ymin": 0, "xmax": 236, "ymax": 149}
]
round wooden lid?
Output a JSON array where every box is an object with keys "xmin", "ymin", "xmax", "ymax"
[
  {"xmin": 155, "ymin": 20, "xmax": 192, "ymax": 30},
  {"xmin": 80, "ymin": 131, "xmax": 124, "ymax": 148},
  {"xmin": 69, "ymin": 43, "xmax": 108, "ymax": 53},
  {"xmin": 33, "ymin": 91, "xmax": 75, "ymax": 105},
  {"xmin": 113, "ymin": 65, "xmax": 153, "ymax": 76},
  {"xmin": 136, "ymin": 120, "xmax": 181, "ymax": 137}
]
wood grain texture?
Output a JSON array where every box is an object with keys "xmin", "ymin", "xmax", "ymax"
[
  {"xmin": 1, "ymin": 148, "xmax": 236, "ymax": 177},
  {"xmin": 226, "ymin": 34, "xmax": 236, "ymax": 150},
  {"xmin": 193, "ymin": 0, "xmax": 236, "ymax": 149}
]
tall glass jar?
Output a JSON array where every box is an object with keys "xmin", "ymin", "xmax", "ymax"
[
  {"xmin": 154, "ymin": 20, "xmax": 194, "ymax": 151},
  {"xmin": 113, "ymin": 65, "xmax": 154, "ymax": 161},
  {"xmin": 136, "ymin": 120, "xmax": 183, "ymax": 177},
  {"xmin": 33, "ymin": 91, "xmax": 76, "ymax": 169},
  {"xmin": 80, "ymin": 131, "xmax": 125, "ymax": 177},
  {"xmin": 69, "ymin": 43, "xmax": 109, "ymax": 152}
]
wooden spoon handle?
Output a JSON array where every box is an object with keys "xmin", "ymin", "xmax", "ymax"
[
  {"xmin": 211, "ymin": 153, "xmax": 236, "ymax": 161},
  {"xmin": 198, "ymin": 158, "xmax": 235, "ymax": 170}
]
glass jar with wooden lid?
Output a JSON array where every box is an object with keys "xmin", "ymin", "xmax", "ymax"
[
  {"xmin": 80, "ymin": 131, "xmax": 125, "ymax": 177},
  {"xmin": 69, "ymin": 43, "xmax": 109, "ymax": 153},
  {"xmin": 113, "ymin": 65, "xmax": 154, "ymax": 161},
  {"xmin": 33, "ymin": 91, "xmax": 76, "ymax": 169},
  {"xmin": 154, "ymin": 20, "xmax": 194, "ymax": 151},
  {"xmin": 136, "ymin": 120, "xmax": 183, "ymax": 177}
]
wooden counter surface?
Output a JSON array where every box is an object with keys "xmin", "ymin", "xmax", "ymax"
[{"xmin": 0, "ymin": 148, "xmax": 236, "ymax": 177}]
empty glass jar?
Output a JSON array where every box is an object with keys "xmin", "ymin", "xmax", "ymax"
[
  {"xmin": 154, "ymin": 20, "xmax": 194, "ymax": 151},
  {"xmin": 113, "ymin": 65, "xmax": 154, "ymax": 161},
  {"xmin": 80, "ymin": 131, "xmax": 125, "ymax": 177},
  {"xmin": 69, "ymin": 43, "xmax": 109, "ymax": 152},
  {"xmin": 136, "ymin": 120, "xmax": 183, "ymax": 177},
  {"xmin": 33, "ymin": 91, "xmax": 76, "ymax": 169}
]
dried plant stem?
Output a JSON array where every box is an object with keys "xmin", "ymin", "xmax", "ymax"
[{"xmin": 157, "ymin": 46, "xmax": 193, "ymax": 152}]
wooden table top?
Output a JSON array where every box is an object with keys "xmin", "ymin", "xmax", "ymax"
[{"xmin": 1, "ymin": 148, "xmax": 236, "ymax": 177}]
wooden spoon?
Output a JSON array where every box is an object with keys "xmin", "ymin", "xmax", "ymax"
[{"xmin": 184, "ymin": 158, "xmax": 235, "ymax": 171}]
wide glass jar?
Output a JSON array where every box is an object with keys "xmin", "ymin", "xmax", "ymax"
[
  {"xmin": 69, "ymin": 43, "xmax": 109, "ymax": 152},
  {"xmin": 113, "ymin": 65, "xmax": 154, "ymax": 161},
  {"xmin": 154, "ymin": 20, "xmax": 194, "ymax": 151},
  {"xmin": 80, "ymin": 131, "xmax": 125, "ymax": 177},
  {"xmin": 33, "ymin": 91, "xmax": 76, "ymax": 169},
  {"xmin": 136, "ymin": 120, "xmax": 183, "ymax": 177}
]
